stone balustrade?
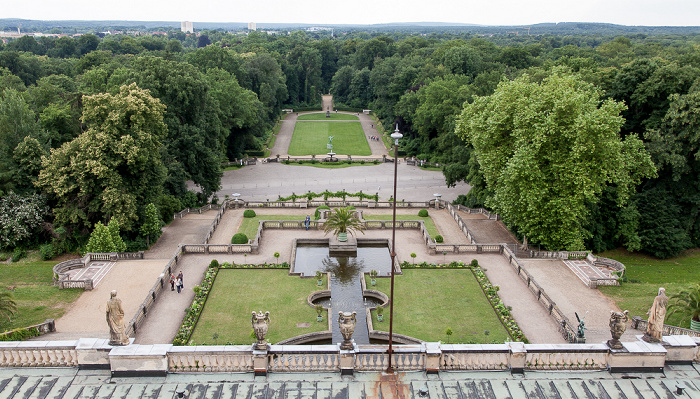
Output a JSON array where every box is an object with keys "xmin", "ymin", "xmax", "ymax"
[{"xmin": 0, "ymin": 337, "xmax": 695, "ymax": 376}]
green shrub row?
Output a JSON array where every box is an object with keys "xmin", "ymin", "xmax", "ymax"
[
  {"xmin": 278, "ymin": 190, "xmax": 379, "ymax": 202},
  {"xmin": 400, "ymin": 259, "xmax": 526, "ymax": 342},
  {"xmin": 281, "ymin": 159, "xmax": 381, "ymax": 166},
  {"xmin": 0, "ymin": 326, "xmax": 41, "ymax": 341},
  {"xmin": 172, "ymin": 265, "xmax": 218, "ymax": 346}
]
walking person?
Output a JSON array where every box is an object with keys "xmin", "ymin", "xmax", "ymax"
[
  {"xmin": 177, "ymin": 271, "xmax": 183, "ymax": 289},
  {"xmin": 169, "ymin": 273, "xmax": 175, "ymax": 291},
  {"xmin": 176, "ymin": 277, "xmax": 183, "ymax": 293}
]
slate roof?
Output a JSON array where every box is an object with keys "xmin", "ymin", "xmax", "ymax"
[{"xmin": 1, "ymin": 365, "xmax": 699, "ymax": 399}]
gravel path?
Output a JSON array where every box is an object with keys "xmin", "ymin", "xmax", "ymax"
[{"xmin": 520, "ymin": 259, "xmax": 638, "ymax": 343}]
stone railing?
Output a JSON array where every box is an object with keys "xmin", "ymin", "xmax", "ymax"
[
  {"xmin": 126, "ymin": 246, "xmax": 186, "ymax": 337},
  {"xmin": 631, "ymin": 316, "xmax": 700, "ymax": 338},
  {"xmin": 0, "ymin": 319, "xmax": 55, "ymax": 341},
  {"xmin": 173, "ymin": 203, "xmax": 223, "ymax": 220},
  {"xmin": 452, "ymin": 203, "xmax": 500, "ymax": 220},
  {"xmin": 203, "ymin": 204, "xmax": 228, "ymax": 245},
  {"xmin": 244, "ymin": 200, "xmax": 433, "ymax": 209},
  {"xmin": 500, "ymin": 245, "xmax": 581, "ymax": 342},
  {"xmin": 1, "ymin": 336, "xmax": 695, "ymax": 375},
  {"xmin": 53, "ymin": 252, "xmax": 144, "ymax": 290}
]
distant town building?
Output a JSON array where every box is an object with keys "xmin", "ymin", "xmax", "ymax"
[
  {"xmin": 181, "ymin": 21, "xmax": 194, "ymax": 33},
  {"xmin": 248, "ymin": 22, "xmax": 256, "ymax": 31}
]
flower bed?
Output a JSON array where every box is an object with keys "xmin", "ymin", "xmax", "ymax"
[
  {"xmin": 402, "ymin": 260, "xmax": 526, "ymax": 342},
  {"xmin": 172, "ymin": 261, "xmax": 291, "ymax": 345}
]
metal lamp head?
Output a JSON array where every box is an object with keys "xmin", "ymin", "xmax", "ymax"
[{"xmin": 390, "ymin": 124, "xmax": 402, "ymax": 145}]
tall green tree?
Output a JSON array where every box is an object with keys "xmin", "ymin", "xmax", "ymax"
[
  {"xmin": 456, "ymin": 71, "xmax": 656, "ymax": 250},
  {"xmin": 140, "ymin": 203, "xmax": 162, "ymax": 247},
  {"xmin": 38, "ymin": 83, "xmax": 167, "ymax": 232}
]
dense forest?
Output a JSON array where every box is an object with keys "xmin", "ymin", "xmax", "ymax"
[{"xmin": 1, "ymin": 26, "xmax": 699, "ymax": 258}]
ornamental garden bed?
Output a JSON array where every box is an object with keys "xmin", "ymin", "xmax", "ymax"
[
  {"xmin": 177, "ymin": 262, "xmax": 327, "ymax": 345},
  {"xmin": 370, "ymin": 261, "xmax": 525, "ymax": 343}
]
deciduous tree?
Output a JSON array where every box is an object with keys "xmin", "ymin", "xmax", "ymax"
[{"xmin": 457, "ymin": 71, "xmax": 656, "ymax": 250}]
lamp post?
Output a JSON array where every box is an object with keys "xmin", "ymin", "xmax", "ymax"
[{"xmin": 387, "ymin": 124, "xmax": 402, "ymax": 372}]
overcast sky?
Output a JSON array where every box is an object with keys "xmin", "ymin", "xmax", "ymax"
[{"xmin": 5, "ymin": 0, "xmax": 698, "ymax": 27}]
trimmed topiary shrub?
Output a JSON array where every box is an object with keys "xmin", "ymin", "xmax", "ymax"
[
  {"xmin": 434, "ymin": 235, "xmax": 444, "ymax": 243},
  {"xmin": 314, "ymin": 205, "xmax": 330, "ymax": 220},
  {"xmin": 418, "ymin": 209, "xmax": 429, "ymax": 217},
  {"xmin": 243, "ymin": 209, "xmax": 256, "ymax": 218},
  {"xmin": 231, "ymin": 233, "xmax": 249, "ymax": 244}
]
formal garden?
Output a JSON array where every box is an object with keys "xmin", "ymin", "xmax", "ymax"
[{"xmin": 287, "ymin": 117, "xmax": 370, "ymax": 156}]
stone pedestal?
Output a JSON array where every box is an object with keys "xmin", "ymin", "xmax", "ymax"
[
  {"xmin": 253, "ymin": 347, "xmax": 269, "ymax": 376},
  {"xmin": 109, "ymin": 343, "xmax": 170, "ymax": 377},
  {"xmin": 425, "ymin": 342, "xmax": 441, "ymax": 374},
  {"xmin": 507, "ymin": 342, "xmax": 526, "ymax": 374},
  {"xmin": 608, "ymin": 337, "xmax": 666, "ymax": 373},
  {"xmin": 662, "ymin": 335, "xmax": 698, "ymax": 364},
  {"xmin": 76, "ymin": 338, "xmax": 117, "ymax": 369},
  {"xmin": 328, "ymin": 236, "xmax": 357, "ymax": 257},
  {"xmin": 339, "ymin": 343, "xmax": 357, "ymax": 376}
]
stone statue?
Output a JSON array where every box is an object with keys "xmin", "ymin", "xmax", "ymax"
[
  {"xmin": 643, "ymin": 287, "xmax": 668, "ymax": 343},
  {"xmin": 338, "ymin": 311, "xmax": 357, "ymax": 350},
  {"xmin": 328, "ymin": 136, "xmax": 334, "ymax": 144},
  {"xmin": 575, "ymin": 311, "xmax": 586, "ymax": 340},
  {"xmin": 106, "ymin": 290, "xmax": 129, "ymax": 346},
  {"xmin": 607, "ymin": 310, "xmax": 629, "ymax": 349},
  {"xmin": 251, "ymin": 311, "xmax": 271, "ymax": 350}
]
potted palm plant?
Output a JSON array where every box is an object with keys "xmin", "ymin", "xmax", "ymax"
[
  {"xmin": 315, "ymin": 304, "xmax": 324, "ymax": 322},
  {"xmin": 369, "ymin": 269, "xmax": 378, "ymax": 286},
  {"xmin": 315, "ymin": 271, "xmax": 323, "ymax": 286},
  {"xmin": 322, "ymin": 207, "xmax": 364, "ymax": 242},
  {"xmin": 668, "ymin": 284, "xmax": 700, "ymax": 331},
  {"xmin": 376, "ymin": 305, "xmax": 384, "ymax": 322}
]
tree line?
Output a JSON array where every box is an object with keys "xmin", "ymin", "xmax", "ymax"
[{"xmin": 1, "ymin": 29, "xmax": 699, "ymax": 258}]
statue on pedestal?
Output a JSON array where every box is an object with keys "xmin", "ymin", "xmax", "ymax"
[
  {"xmin": 643, "ymin": 287, "xmax": 668, "ymax": 343},
  {"xmin": 338, "ymin": 311, "xmax": 357, "ymax": 350},
  {"xmin": 251, "ymin": 311, "xmax": 271, "ymax": 350},
  {"xmin": 106, "ymin": 290, "xmax": 129, "ymax": 346},
  {"xmin": 607, "ymin": 310, "xmax": 629, "ymax": 349}
]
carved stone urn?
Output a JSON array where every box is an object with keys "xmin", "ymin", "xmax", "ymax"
[
  {"xmin": 251, "ymin": 311, "xmax": 271, "ymax": 350},
  {"xmin": 338, "ymin": 311, "xmax": 357, "ymax": 350},
  {"xmin": 607, "ymin": 310, "xmax": 629, "ymax": 349}
]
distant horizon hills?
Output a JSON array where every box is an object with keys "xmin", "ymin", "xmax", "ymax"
[{"xmin": 1, "ymin": 19, "xmax": 699, "ymax": 34}]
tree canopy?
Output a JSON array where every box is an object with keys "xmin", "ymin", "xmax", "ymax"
[{"xmin": 456, "ymin": 71, "xmax": 656, "ymax": 250}]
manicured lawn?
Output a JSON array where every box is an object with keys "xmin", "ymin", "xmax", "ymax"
[
  {"xmin": 0, "ymin": 256, "xmax": 82, "ymax": 332},
  {"xmin": 363, "ymin": 214, "xmax": 440, "ymax": 238},
  {"xmin": 598, "ymin": 248, "xmax": 700, "ymax": 328},
  {"xmin": 298, "ymin": 113, "xmax": 359, "ymax": 120},
  {"xmin": 237, "ymin": 215, "xmax": 310, "ymax": 239},
  {"xmin": 190, "ymin": 269, "xmax": 327, "ymax": 344},
  {"xmin": 368, "ymin": 270, "xmax": 510, "ymax": 343},
  {"xmin": 288, "ymin": 121, "xmax": 370, "ymax": 156}
]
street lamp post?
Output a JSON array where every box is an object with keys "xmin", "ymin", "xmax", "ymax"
[{"xmin": 387, "ymin": 124, "xmax": 402, "ymax": 372}]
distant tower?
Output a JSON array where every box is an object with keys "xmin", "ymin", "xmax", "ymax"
[
  {"xmin": 248, "ymin": 22, "xmax": 257, "ymax": 31},
  {"xmin": 181, "ymin": 21, "xmax": 194, "ymax": 33}
]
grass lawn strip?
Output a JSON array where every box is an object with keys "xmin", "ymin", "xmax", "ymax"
[
  {"xmin": 598, "ymin": 248, "xmax": 700, "ymax": 328},
  {"xmin": 363, "ymin": 214, "xmax": 440, "ymax": 238},
  {"xmin": 368, "ymin": 267, "xmax": 514, "ymax": 343},
  {"xmin": 188, "ymin": 268, "xmax": 326, "ymax": 345},
  {"xmin": 288, "ymin": 121, "xmax": 370, "ymax": 156},
  {"xmin": 298, "ymin": 113, "xmax": 359, "ymax": 120},
  {"xmin": 0, "ymin": 257, "xmax": 82, "ymax": 334}
]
